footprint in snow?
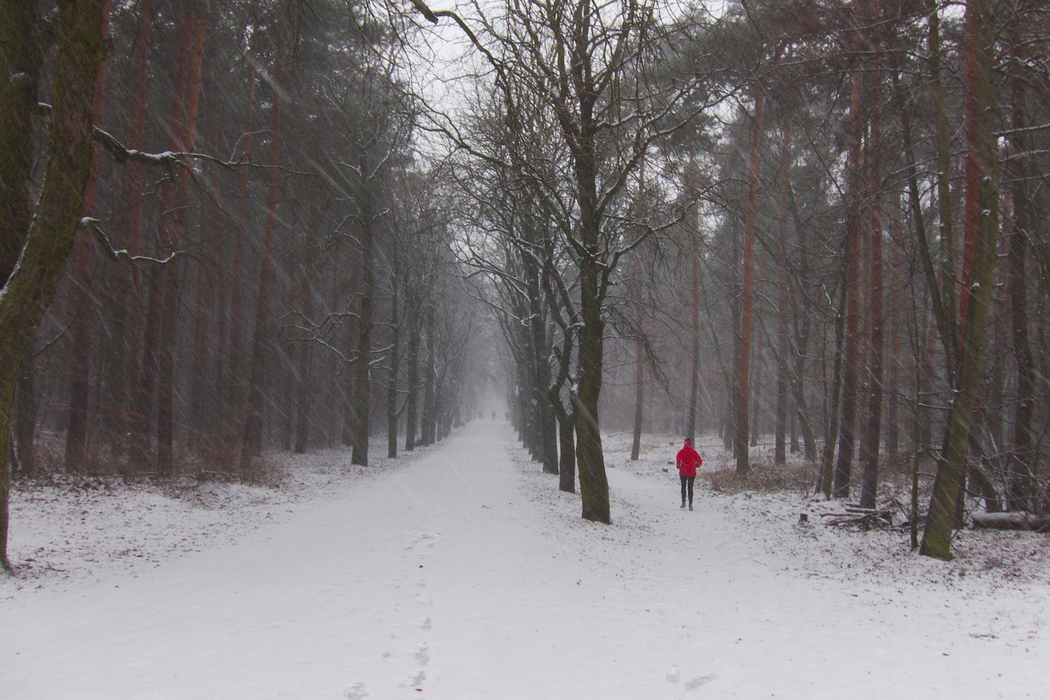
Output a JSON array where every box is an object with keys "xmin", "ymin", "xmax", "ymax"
[
  {"xmin": 414, "ymin": 642, "xmax": 430, "ymax": 666},
  {"xmin": 403, "ymin": 531, "xmax": 442, "ymax": 551},
  {"xmin": 684, "ymin": 674, "xmax": 717, "ymax": 691},
  {"xmin": 344, "ymin": 682, "xmax": 369, "ymax": 699}
]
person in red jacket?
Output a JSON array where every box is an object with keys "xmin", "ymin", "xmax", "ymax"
[{"xmin": 676, "ymin": 438, "xmax": 702, "ymax": 510}]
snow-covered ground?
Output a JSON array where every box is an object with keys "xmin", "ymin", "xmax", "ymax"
[{"xmin": 2, "ymin": 422, "xmax": 1048, "ymax": 699}]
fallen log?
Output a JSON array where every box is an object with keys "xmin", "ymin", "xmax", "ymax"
[
  {"xmin": 824, "ymin": 510, "xmax": 895, "ymax": 530},
  {"xmin": 971, "ymin": 512, "xmax": 1050, "ymax": 533}
]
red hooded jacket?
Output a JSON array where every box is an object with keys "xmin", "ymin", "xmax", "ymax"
[{"xmin": 676, "ymin": 440, "xmax": 702, "ymax": 477}]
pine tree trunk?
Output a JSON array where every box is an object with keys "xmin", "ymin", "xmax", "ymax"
[
  {"xmin": 921, "ymin": 0, "xmax": 1001, "ymax": 560},
  {"xmin": 351, "ymin": 203, "xmax": 375, "ymax": 466},
  {"xmin": 858, "ymin": 194, "xmax": 885, "ymax": 508},
  {"xmin": 859, "ymin": 48, "xmax": 885, "ymax": 510},
  {"xmin": 421, "ymin": 308, "xmax": 436, "ymax": 447},
  {"xmin": 833, "ymin": 52, "xmax": 867, "ymax": 500},
  {"xmin": 735, "ymin": 88, "xmax": 764, "ymax": 474},
  {"xmin": 386, "ymin": 246, "xmax": 401, "ymax": 459},
  {"xmin": 63, "ymin": 2, "xmax": 111, "ymax": 472},
  {"xmin": 631, "ymin": 254, "xmax": 645, "ymax": 461},
  {"xmin": 1006, "ymin": 41, "xmax": 1035, "ymax": 512},
  {"xmin": 819, "ymin": 276, "xmax": 846, "ymax": 497},
  {"xmin": 686, "ymin": 185, "xmax": 702, "ymax": 444},
  {"xmin": 404, "ymin": 297, "xmax": 419, "ymax": 452},
  {"xmin": 157, "ymin": 1, "xmax": 207, "ymax": 476},
  {"xmin": 774, "ymin": 127, "xmax": 792, "ymax": 466},
  {"xmin": 750, "ymin": 341, "xmax": 762, "ymax": 449},
  {"xmin": 929, "ymin": 1, "xmax": 960, "ymax": 372},
  {"xmin": 228, "ymin": 4, "xmax": 258, "ymax": 441},
  {"xmin": 885, "ymin": 208, "xmax": 902, "ymax": 460},
  {"xmin": 295, "ymin": 202, "xmax": 320, "ymax": 455},
  {"xmin": 107, "ymin": 0, "xmax": 151, "ymax": 442},
  {"xmin": 239, "ymin": 31, "xmax": 281, "ymax": 472},
  {"xmin": 188, "ymin": 122, "xmax": 221, "ymax": 449},
  {"xmin": 785, "ymin": 174, "xmax": 817, "ymax": 462},
  {"xmin": 64, "ymin": 202, "xmax": 98, "ymax": 472}
]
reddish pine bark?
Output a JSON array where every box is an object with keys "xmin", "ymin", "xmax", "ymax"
[
  {"xmin": 239, "ymin": 30, "xmax": 282, "ymax": 472},
  {"xmin": 106, "ymin": 0, "xmax": 152, "ymax": 441},
  {"xmin": 157, "ymin": 1, "xmax": 208, "ymax": 474},
  {"xmin": 64, "ymin": 0, "xmax": 111, "ymax": 472},
  {"xmin": 228, "ymin": 2, "xmax": 258, "ymax": 432},
  {"xmin": 735, "ymin": 87, "xmax": 765, "ymax": 474}
]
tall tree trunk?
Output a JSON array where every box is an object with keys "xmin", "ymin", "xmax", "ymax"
[
  {"xmin": 686, "ymin": 178, "xmax": 702, "ymax": 444},
  {"xmin": 857, "ymin": 190, "xmax": 885, "ymax": 508},
  {"xmin": 774, "ymin": 127, "xmax": 792, "ymax": 466},
  {"xmin": 239, "ymin": 31, "xmax": 282, "ymax": 472},
  {"xmin": 819, "ymin": 275, "xmax": 846, "ymax": 497},
  {"xmin": 134, "ymin": 0, "xmax": 191, "ymax": 473},
  {"xmin": 352, "ymin": 201, "xmax": 375, "ymax": 466},
  {"xmin": 157, "ymin": 1, "xmax": 207, "ymax": 475},
  {"xmin": 921, "ymin": 0, "xmax": 1001, "ymax": 560},
  {"xmin": 735, "ymin": 88, "xmax": 765, "ymax": 474},
  {"xmin": 386, "ymin": 245, "xmax": 401, "ymax": 459},
  {"xmin": 421, "ymin": 307, "xmax": 436, "ymax": 447},
  {"xmin": 885, "ymin": 206, "xmax": 902, "ymax": 460},
  {"xmin": 786, "ymin": 172, "xmax": 817, "ymax": 462},
  {"xmin": 833, "ymin": 46, "xmax": 867, "ymax": 500},
  {"xmin": 556, "ymin": 404, "xmax": 576, "ymax": 493},
  {"xmin": 188, "ymin": 121, "xmax": 221, "ymax": 448},
  {"xmin": 1, "ymin": 0, "xmax": 108, "ymax": 573},
  {"xmin": 107, "ymin": 0, "xmax": 152, "ymax": 443},
  {"xmin": 228, "ymin": 2, "xmax": 258, "ymax": 441},
  {"xmin": 929, "ymin": 0, "xmax": 960, "ymax": 372},
  {"xmin": 859, "ymin": 41, "xmax": 885, "ymax": 509},
  {"xmin": 750, "ymin": 341, "xmax": 762, "ymax": 448},
  {"xmin": 295, "ymin": 202, "xmax": 320, "ymax": 455},
  {"xmin": 529, "ymin": 280, "xmax": 557, "ymax": 473},
  {"xmin": 64, "ymin": 2, "xmax": 110, "ymax": 470},
  {"xmin": 1006, "ymin": 38, "xmax": 1035, "ymax": 512},
  {"xmin": 574, "ymin": 176, "xmax": 610, "ymax": 522},
  {"xmin": 404, "ymin": 296, "xmax": 420, "ymax": 451},
  {"xmin": 631, "ymin": 253, "xmax": 645, "ymax": 461}
]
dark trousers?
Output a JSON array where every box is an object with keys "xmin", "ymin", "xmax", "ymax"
[{"xmin": 680, "ymin": 476, "xmax": 695, "ymax": 504}]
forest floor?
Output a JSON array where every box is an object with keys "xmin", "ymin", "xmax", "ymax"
[{"xmin": 2, "ymin": 421, "xmax": 1049, "ymax": 699}]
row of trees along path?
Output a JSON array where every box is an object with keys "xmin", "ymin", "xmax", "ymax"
[{"xmin": 2, "ymin": 0, "xmax": 1049, "ymax": 571}]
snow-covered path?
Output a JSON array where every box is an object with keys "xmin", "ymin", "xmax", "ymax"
[{"xmin": 2, "ymin": 421, "xmax": 1048, "ymax": 699}]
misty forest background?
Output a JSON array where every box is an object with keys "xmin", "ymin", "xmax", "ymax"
[{"xmin": 1, "ymin": 0, "xmax": 1049, "ymax": 569}]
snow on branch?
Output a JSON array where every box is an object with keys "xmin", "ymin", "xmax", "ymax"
[{"xmin": 80, "ymin": 218, "xmax": 182, "ymax": 265}]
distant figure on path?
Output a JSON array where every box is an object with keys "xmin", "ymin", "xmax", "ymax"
[{"xmin": 676, "ymin": 438, "xmax": 702, "ymax": 510}]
